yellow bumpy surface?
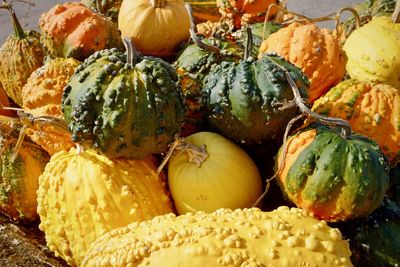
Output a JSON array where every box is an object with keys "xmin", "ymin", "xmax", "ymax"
[
  {"xmin": 82, "ymin": 206, "xmax": 353, "ymax": 267},
  {"xmin": 37, "ymin": 148, "xmax": 174, "ymax": 266}
]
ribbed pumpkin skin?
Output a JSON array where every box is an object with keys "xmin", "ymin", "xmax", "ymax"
[
  {"xmin": 276, "ymin": 123, "xmax": 390, "ymax": 222},
  {"xmin": 82, "ymin": 207, "xmax": 353, "ymax": 267},
  {"xmin": 0, "ymin": 30, "xmax": 45, "ymax": 106},
  {"xmin": 37, "ymin": 148, "xmax": 174, "ymax": 266},
  {"xmin": 186, "ymin": 0, "xmax": 220, "ymax": 23},
  {"xmin": 39, "ymin": 2, "xmax": 123, "ymax": 61},
  {"xmin": 0, "ymin": 116, "xmax": 49, "ymax": 221},
  {"xmin": 259, "ymin": 23, "xmax": 346, "ymax": 103},
  {"xmin": 62, "ymin": 49, "xmax": 185, "ymax": 158},
  {"xmin": 22, "ymin": 58, "xmax": 80, "ymax": 155},
  {"xmin": 81, "ymin": 0, "xmax": 123, "ymax": 23},
  {"xmin": 202, "ymin": 55, "xmax": 309, "ymax": 145},
  {"xmin": 343, "ymin": 17, "xmax": 400, "ymax": 88},
  {"xmin": 312, "ymin": 80, "xmax": 400, "ymax": 164}
]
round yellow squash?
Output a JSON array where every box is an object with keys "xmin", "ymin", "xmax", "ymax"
[
  {"xmin": 168, "ymin": 132, "xmax": 262, "ymax": 214},
  {"xmin": 37, "ymin": 148, "xmax": 174, "ymax": 266}
]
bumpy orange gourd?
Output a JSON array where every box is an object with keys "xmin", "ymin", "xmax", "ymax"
[
  {"xmin": 21, "ymin": 58, "xmax": 80, "ymax": 155},
  {"xmin": 39, "ymin": 2, "xmax": 123, "ymax": 61},
  {"xmin": 217, "ymin": 0, "xmax": 278, "ymax": 29},
  {"xmin": 0, "ymin": 116, "xmax": 49, "ymax": 221},
  {"xmin": 37, "ymin": 148, "xmax": 174, "ymax": 266},
  {"xmin": 259, "ymin": 22, "xmax": 346, "ymax": 102},
  {"xmin": 118, "ymin": 0, "xmax": 190, "ymax": 56},
  {"xmin": 312, "ymin": 79, "xmax": 400, "ymax": 164}
]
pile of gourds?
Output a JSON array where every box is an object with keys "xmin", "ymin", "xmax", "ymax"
[{"xmin": 0, "ymin": 0, "xmax": 399, "ymax": 266}]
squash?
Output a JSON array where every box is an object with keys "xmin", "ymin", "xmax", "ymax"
[
  {"xmin": 168, "ymin": 131, "xmax": 262, "ymax": 214},
  {"xmin": 62, "ymin": 41, "xmax": 185, "ymax": 159},
  {"xmin": 82, "ymin": 206, "xmax": 353, "ymax": 267},
  {"xmin": 312, "ymin": 80, "xmax": 400, "ymax": 165},
  {"xmin": 118, "ymin": 0, "xmax": 190, "ymax": 57},
  {"xmin": 0, "ymin": 3, "xmax": 45, "ymax": 106},
  {"xmin": 39, "ymin": 2, "xmax": 123, "ymax": 61},
  {"xmin": 0, "ymin": 116, "xmax": 49, "ymax": 222},
  {"xmin": 186, "ymin": 0, "xmax": 220, "ymax": 23},
  {"xmin": 343, "ymin": 16, "xmax": 400, "ymax": 88},
  {"xmin": 37, "ymin": 147, "xmax": 174, "ymax": 266},
  {"xmin": 81, "ymin": 0, "xmax": 123, "ymax": 23},
  {"xmin": 217, "ymin": 0, "xmax": 279, "ymax": 29},
  {"xmin": 202, "ymin": 54, "xmax": 309, "ymax": 145},
  {"xmin": 259, "ymin": 22, "xmax": 347, "ymax": 103},
  {"xmin": 276, "ymin": 122, "xmax": 390, "ymax": 222},
  {"xmin": 22, "ymin": 58, "xmax": 81, "ymax": 156}
]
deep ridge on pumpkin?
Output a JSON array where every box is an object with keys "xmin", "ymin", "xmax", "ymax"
[
  {"xmin": 39, "ymin": 2, "xmax": 123, "ymax": 61},
  {"xmin": 312, "ymin": 79, "xmax": 400, "ymax": 165},
  {"xmin": 277, "ymin": 123, "xmax": 390, "ymax": 222}
]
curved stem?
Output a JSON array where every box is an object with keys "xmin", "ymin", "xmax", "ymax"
[
  {"xmin": 392, "ymin": 0, "xmax": 400, "ymax": 23},
  {"xmin": 0, "ymin": 2, "xmax": 26, "ymax": 39},
  {"xmin": 335, "ymin": 7, "xmax": 361, "ymax": 38},
  {"xmin": 122, "ymin": 37, "xmax": 138, "ymax": 67},
  {"xmin": 244, "ymin": 27, "xmax": 253, "ymax": 60}
]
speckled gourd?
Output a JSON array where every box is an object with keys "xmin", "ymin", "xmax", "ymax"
[
  {"xmin": 22, "ymin": 58, "xmax": 81, "ymax": 155},
  {"xmin": 37, "ymin": 148, "xmax": 174, "ymax": 266},
  {"xmin": 0, "ymin": 116, "xmax": 49, "ymax": 221},
  {"xmin": 82, "ymin": 206, "xmax": 353, "ymax": 267},
  {"xmin": 202, "ymin": 54, "xmax": 309, "ymax": 145},
  {"xmin": 0, "ymin": 4, "xmax": 45, "ymax": 106},
  {"xmin": 312, "ymin": 79, "xmax": 400, "ymax": 164},
  {"xmin": 39, "ymin": 2, "xmax": 123, "ymax": 61},
  {"xmin": 62, "ymin": 46, "xmax": 185, "ymax": 159},
  {"xmin": 276, "ymin": 122, "xmax": 390, "ymax": 222},
  {"xmin": 81, "ymin": 0, "xmax": 123, "ymax": 23}
]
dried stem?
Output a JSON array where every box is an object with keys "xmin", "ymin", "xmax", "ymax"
[
  {"xmin": 244, "ymin": 27, "xmax": 253, "ymax": 60},
  {"xmin": 392, "ymin": 0, "xmax": 400, "ymax": 23},
  {"xmin": 335, "ymin": 7, "xmax": 361, "ymax": 38},
  {"xmin": 96, "ymin": 0, "xmax": 104, "ymax": 14},
  {"xmin": 122, "ymin": 37, "xmax": 138, "ymax": 67}
]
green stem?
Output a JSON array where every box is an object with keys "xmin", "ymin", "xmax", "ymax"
[{"xmin": 0, "ymin": 2, "xmax": 26, "ymax": 39}]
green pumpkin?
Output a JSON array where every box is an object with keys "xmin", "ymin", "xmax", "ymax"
[
  {"xmin": 0, "ymin": 4, "xmax": 45, "ymax": 106},
  {"xmin": 62, "ymin": 47, "xmax": 185, "ymax": 159},
  {"xmin": 81, "ymin": 0, "xmax": 122, "ymax": 24},
  {"xmin": 276, "ymin": 122, "xmax": 390, "ymax": 222},
  {"xmin": 202, "ymin": 54, "xmax": 309, "ymax": 144}
]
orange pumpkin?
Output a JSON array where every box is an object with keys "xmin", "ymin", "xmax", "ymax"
[
  {"xmin": 312, "ymin": 79, "xmax": 400, "ymax": 165},
  {"xmin": 259, "ymin": 22, "xmax": 346, "ymax": 103}
]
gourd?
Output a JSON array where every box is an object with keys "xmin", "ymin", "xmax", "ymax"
[
  {"xmin": 118, "ymin": 0, "xmax": 190, "ymax": 57},
  {"xmin": 167, "ymin": 131, "xmax": 262, "ymax": 214},
  {"xmin": 62, "ymin": 40, "xmax": 185, "ymax": 159},
  {"xmin": 37, "ymin": 147, "xmax": 174, "ymax": 266},
  {"xmin": 276, "ymin": 122, "xmax": 390, "ymax": 222},
  {"xmin": 22, "ymin": 58, "xmax": 81, "ymax": 155},
  {"xmin": 259, "ymin": 22, "xmax": 346, "ymax": 103},
  {"xmin": 82, "ymin": 206, "xmax": 353, "ymax": 267},
  {"xmin": 0, "ymin": 116, "xmax": 49, "ymax": 221},
  {"xmin": 202, "ymin": 53, "xmax": 309, "ymax": 145},
  {"xmin": 0, "ymin": 2, "xmax": 45, "ymax": 106},
  {"xmin": 312, "ymin": 79, "xmax": 400, "ymax": 165},
  {"xmin": 343, "ymin": 16, "xmax": 400, "ymax": 88},
  {"xmin": 39, "ymin": 2, "xmax": 123, "ymax": 61},
  {"xmin": 81, "ymin": 0, "xmax": 123, "ymax": 23}
]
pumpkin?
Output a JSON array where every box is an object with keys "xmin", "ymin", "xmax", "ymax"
[
  {"xmin": 168, "ymin": 132, "xmax": 262, "ymax": 214},
  {"xmin": 186, "ymin": 0, "xmax": 221, "ymax": 23},
  {"xmin": 21, "ymin": 58, "xmax": 81, "ymax": 156},
  {"xmin": 216, "ymin": 0, "xmax": 279, "ymax": 29},
  {"xmin": 202, "ymin": 54, "xmax": 309, "ymax": 145},
  {"xmin": 37, "ymin": 147, "xmax": 174, "ymax": 266},
  {"xmin": 312, "ymin": 80, "xmax": 400, "ymax": 165},
  {"xmin": 81, "ymin": 0, "xmax": 123, "ymax": 23},
  {"xmin": 82, "ymin": 206, "xmax": 353, "ymax": 267},
  {"xmin": 343, "ymin": 16, "xmax": 400, "ymax": 88},
  {"xmin": 0, "ymin": 116, "xmax": 49, "ymax": 221},
  {"xmin": 39, "ymin": 2, "xmax": 123, "ymax": 61},
  {"xmin": 62, "ymin": 41, "xmax": 185, "ymax": 159},
  {"xmin": 0, "ymin": 3, "xmax": 45, "ymax": 106},
  {"xmin": 259, "ymin": 22, "xmax": 347, "ymax": 103},
  {"xmin": 118, "ymin": 0, "xmax": 190, "ymax": 57},
  {"xmin": 276, "ymin": 122, "xmax": 390, "ymax": 222}
]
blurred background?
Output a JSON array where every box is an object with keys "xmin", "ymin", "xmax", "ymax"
[{"xmin": 0, "ymin": 0, "xmax": 362, "ymax": 43}]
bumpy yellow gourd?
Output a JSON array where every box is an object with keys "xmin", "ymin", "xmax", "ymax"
[
  {"xmin": 82, "ymin": 206, "xmax": 353, "ymax": 267},
  {"xmin": 343, "ymin": 16, "xmax": 400, "ymax": 88},
  {"xmin": 37, "ymin": 148, "xmax": 174, "ymax": 266}
]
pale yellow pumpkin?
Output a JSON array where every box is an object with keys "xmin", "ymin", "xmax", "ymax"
[
  {"xmin": 168, "ymin": 132, "xmax": 262, "ymax": 214},
  {"xmin": 37, "ymin": 148, "xmax": 174, "ymax": 266},
  {"xmin": 118, "ymin": 0, "xmax": 190, "ymax": 56}
]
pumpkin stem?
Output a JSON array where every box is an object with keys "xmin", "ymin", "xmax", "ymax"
[
  {"xmin": 334, "ymin": 7, "xmax": 361, "ymax": 38},
  {"xmin": 122, "ymin": 37, "xmax": 138, "ymax": 67},
  {"xmin": 244, "ymin": 27, "xmax": 253, "ymax": 60},
  {"xmin": 392, "ymin": 0, "xmax": 400, "ymax": 23},
  {"xmin": 0, "ymin": 1, "xmax": 26, "ymax": 39},
  {"xmin": 185, "ymin": 3, "xmax": 221, "ymax": 55},
  {"xmin": 150, "ymin": 0, "xmax": 166, "ymax": 8},
  {"xmin": 96, "ymin": 0, "xmax": 105, "ymax": 14}
]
